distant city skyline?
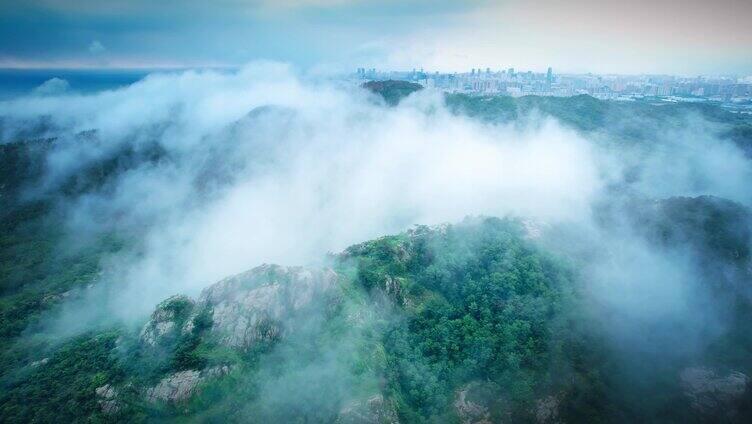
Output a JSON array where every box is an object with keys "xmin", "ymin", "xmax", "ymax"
[
  {"xmin": 350, "ymin": 66, "xmax": 752, "ymax": 110},
  {"xmin": 1, "ymin": 0, "xmax": 751, "ymax": 75}
]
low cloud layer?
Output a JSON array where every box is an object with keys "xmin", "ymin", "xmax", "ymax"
[{"xmin": 1, "ymin": 63, "xmax": 750, "ymax": 357}]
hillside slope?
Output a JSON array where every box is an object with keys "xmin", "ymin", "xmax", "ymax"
[{"xmin": 1, "ymin": 215, "xmax": 750, "ymax": 423}]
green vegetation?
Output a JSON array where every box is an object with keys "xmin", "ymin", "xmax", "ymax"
[
  {"xmin": 445, "ymin": 94, "xmax": 752, "ymax": 152},
  {"xmin": 0, "ymin": 332, "xmax": 124, "ymax": 423},
  {"xmin": 0, "ymin": 217, "xmax": 605, "ymax": 423},
  {"xmin": 0, "ymin": 135, "xmax": 158, "ymax": 410},
  {"xmin": 344, "ymin": 218, "xmax": 608, "ymax": 422},
  {"xmin": 2, "ymin": 95, "xmax": 752, "ymax": 422}
]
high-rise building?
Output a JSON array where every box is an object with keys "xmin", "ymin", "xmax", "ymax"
[{"xmin": 546, "ymin": 67, "xmax": 553, "ymax": 83}]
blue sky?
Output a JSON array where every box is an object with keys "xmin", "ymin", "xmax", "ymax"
[{"xmin": 0, "ymin": 0, "xmax": 750, "ymax": 75}]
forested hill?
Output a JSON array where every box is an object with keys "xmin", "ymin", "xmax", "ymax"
[
  {"xmin": 1, "ymin": 211, "xmax": 751, "ymax": 423},
  {"xmin": 362, "ymin": 80, "xmax": 424, "ymax": 106},
  {"xmin": 445, "ymin": 94, "xmax": 752, "ymax": 153},
  {"xmin": 363, "ymin": 81, "xmax": 752, "ymax": 154},
  {"xmin": 1, "ymin": 90, "xmax": 752, "ymax": 423}
]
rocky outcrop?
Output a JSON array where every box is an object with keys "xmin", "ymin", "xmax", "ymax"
[
  {"xmin": 140, "ymin": 264, "xmax": 340, "ymax": 351},
  {"xmin": 382, "ymin": 276, "xmax": 402, "ymax": 299},
  {"xmin": 134, "ymin": 264, "xmax": 339, "ymax": 405},
  {"xmin": 197, "ymin": 264, "xmax": 339, "ymax": 349},
  {"xmin": 453, "ymin": 382, "xmax": 520, "ymax": 424},
  {"xmin": 145, "ymin": 365, "xmax": 232, "ymax": 404},
  {"xmin": 453, "ymin": 383, "xmax": 562, "ymax": 424},
  {"xmin": 140, "ymin": 295, "xmax": 195, "ymax": 346},
  {"xmin": 95, "ymin": 384, "xmax": 120, "ymax": 414},
  {"xmin": 455, "ymin": 383, "xmax": 492, "ymax": 424},
  {"xmin": 145, "ymin": 370, "xmax": 201, "ymax": 404},
  {"xmin": 534, "ymin": 395, "xmax": 561, "ymax": 424},
  {"xmin": 337, "ymin": 395, "xmax": 400, "ymax": 424},
  {"xmin": 680, "ymin": 367, "xmax": 749, "ymax": 420},
  {"xmin": 29, "ymin": 358, "xmax": 49, "ymax": 367}
]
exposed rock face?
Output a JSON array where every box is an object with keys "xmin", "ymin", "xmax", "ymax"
[
  {"xmin": 680, "ymin": 367, "xmax": 749, "ymax": 420},
  {"xmin": 145, "ymin": 370, "xmax": 202, "ymax": 404},
  {"xmin": 135, "ymin": 264, "xmax": 339, "ymax": 404},
  {"xmin": 140, "ymin": 295, "xmax": 195, "ymax": 346},
  {"xmin": 29, "ymin": 358, "xmax": 49, "ymax": 367},
  {"xmin": 95, "ymin": 384, "xmax": 120, "ymax": 414},
  {"xmin": 534, "ymin": 395, "xmax": 561, "ymax": 424},
  {"xmin": 382, "ymin": 276, "xmax": 402, "ymax": 299},
  {"xmin": 145, "ymin": 366, "xmax": 232, "ymax": 404},
  {"xmin": 337, "ymin": 395, "xmax": 400, "ymax": 424},
  {"xmin": 198, "ymin": 264, "xmax": 339, "ymax": 349},
  {"xmin": 453, "ymin": 382, "xmax": 514, "ymax": 424},
  {"xmin": 455, "ymin": 383, "xmax": 492, "ymax": 424},
  {"xmin": 139, "ymin": 264, "xmax": 339, "ymax": 351}
]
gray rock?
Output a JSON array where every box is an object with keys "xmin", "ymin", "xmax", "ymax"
[
  {"xmin": 140, "ymin": 265, "xmax": 338, "ymax": 348},
  {"xmin": 137, "ymin": 264, "xmax": 339, "ymax": 405},
  {"xmin": 144, "ymin": 366, "xmax": 232, "ymax": 404},
  {"xmin": 140, "ymin": 295, "xmax": 195, "ymax": 346},
  {"xmin": 454, "ymin": 381, "xmax": 511, "ymax": 424},
  {"xmin": 197, "ymin": 264, "xmax": 339, "ymax": 349},
  {"xmin": 337, "ymin": 395, "xmax": 400, "ymax": 424},
  {"xmin": 29, "ymin": 358, "xmax": 49, "ymax": 367},
  {"xmin": 382, "ymin": 276, "xmax": 402, "ymax": 299},
  {"xmin": 145, "ymin": 370, "xmax": 202, "ymax": 404},
  {"xmin": 455, "ymin": 383, "xmax": 492, "ymax": 424},
  {"xmin": 534, "ymin": 395, "xmax": 561, "ymax": 424},
  {"xmin": 95, "ymin": 384, "xmax": 120, "ymax": 414}
]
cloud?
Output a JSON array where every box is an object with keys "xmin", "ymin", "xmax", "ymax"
[
  {"xmin": 0, "ymin": 63, "xmax": 601, "ymax": 323},
  {"xmin": 1, "ymin": 64, "xmax": 749, "ymax": 377},
  {"xmin": 88, "ymin": 40, "xmax": 106, "ymax": 54}
]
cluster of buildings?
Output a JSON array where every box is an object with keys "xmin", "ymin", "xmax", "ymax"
[{"xmin": 353, "ymin": 67, "xmax": 752, "ymax": 109}]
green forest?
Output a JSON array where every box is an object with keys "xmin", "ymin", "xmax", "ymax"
[{"xmin": 1, "ymin": 90, "xmax": 751, "ymax": 423}]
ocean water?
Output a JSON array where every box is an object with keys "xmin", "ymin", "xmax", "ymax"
[{"xmin": 0, "ymin": 69, "xmax": 154, "ymax": 100}]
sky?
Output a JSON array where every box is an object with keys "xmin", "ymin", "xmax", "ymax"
[{"xmin": 0, "ymin": 0, "xmax": 751, "ymax": 75}]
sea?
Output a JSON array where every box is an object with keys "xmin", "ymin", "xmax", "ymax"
[{"xmin": 0, "ymin": 68, "xmax": 159, "ymax": 100}]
